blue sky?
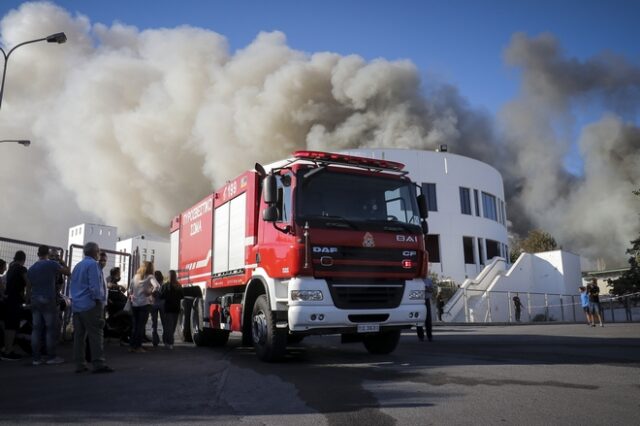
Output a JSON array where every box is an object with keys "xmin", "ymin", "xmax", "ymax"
[
  {"xmin": 2, "ymin": 0, "xmax": 638, "ymax": 115},
  {"xmin": 1, "ymin": 0, "xmax": 638, "ymax": 176}
]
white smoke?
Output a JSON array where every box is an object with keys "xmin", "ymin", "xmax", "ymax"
[{"xmin": 0, "ymin": 3, "xmax": 638, "ymax": 268}]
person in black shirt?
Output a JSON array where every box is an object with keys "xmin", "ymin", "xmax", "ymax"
[
  {"xmin": 1, "ymin": 251, "xmax": 29, "ymax": 360},
  {"xmin": 512, "ymin": 294, "xmax": 523, "ymax": 322},
  {"xmin": 159, "ymin": 270, "xmax": 184, "ymax": 349},
  {"xmin": 587, "ymin": 279, "xmax": 604, "ymax": 327}
]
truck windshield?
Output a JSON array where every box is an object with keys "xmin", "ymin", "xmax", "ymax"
[{"xmin": 296, "ymin": 170, "xmax": 421, "ymax": 228}]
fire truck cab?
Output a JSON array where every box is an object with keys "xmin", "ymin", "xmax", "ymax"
[{"xmin": 170, "ymin": 150, "xmax": 430, "ymax": 361}]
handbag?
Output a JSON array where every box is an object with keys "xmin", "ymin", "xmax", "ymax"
[{"xmin": 123, "ymin": 298, "xmax": 132, "ymax": 314}]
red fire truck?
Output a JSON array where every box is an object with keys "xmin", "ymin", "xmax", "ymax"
[{"xmin": 170, "ymin": 150, "xmax": 430, "ymax": 361}]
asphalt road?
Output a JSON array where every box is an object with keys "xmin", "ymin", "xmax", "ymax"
[{"xmin": 1, "ymin": 323, "xmax": 639, "ymax": 425}]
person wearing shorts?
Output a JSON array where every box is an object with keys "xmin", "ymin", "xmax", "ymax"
[
  {"xmin": 587, "ymin": 279, "xmax": 603, "ymax": 327},
  {"xmin": 579, "ymin": 286, "xmax": 591, "ymax": 325}
]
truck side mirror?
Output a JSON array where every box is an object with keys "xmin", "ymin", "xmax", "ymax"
[
  {"xmin": 263, "ymin": 205, "xmax": 279, "ymax": 222},
  {"xmin": 421, "ymin": 221, "xmax": 429, "ymax": 235},
  {"xmin": 417, "ymin": 194, "xmax": 429, "ymax": 219},
  {"xmin": 263, "ymin": 174, "xmax": 277, "ymax": 204}
]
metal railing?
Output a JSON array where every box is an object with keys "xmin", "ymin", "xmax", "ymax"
[{"xmin": 441, "ymin": 288, "xmax": 639, "ymax": 324}]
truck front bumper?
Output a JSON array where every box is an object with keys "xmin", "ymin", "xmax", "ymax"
[{"xmin": 286, "ymin": 277, "xmax": 427, "ymax": 333}]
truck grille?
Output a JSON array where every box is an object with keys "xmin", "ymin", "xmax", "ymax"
[
  {"xmin": 312, "ymin": 246, "xmax": 418, "ymax": 278},
  {"xmin": 327, "ymin": 279, "xmax": 405, "ymax": 309}
]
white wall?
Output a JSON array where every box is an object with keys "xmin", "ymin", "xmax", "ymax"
[
  {"xmin": 341, "ymin": 148, "xmax": 509, "ymax": 284},
  {"xmin": 116, "ymin": 236, "xmax": 170, "ymax": 287},
  {"xmin": 67, "ymin": 223, "xmax": 118, "ymax": 270}
]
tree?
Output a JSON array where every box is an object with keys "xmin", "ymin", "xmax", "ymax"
[
  {"xmin": 608, "ymin": 188, "xmax": 640, "ymax": 296},
  {"xmin": 510, "ymin": 229, "xmax": 558, "ymax": 262}
]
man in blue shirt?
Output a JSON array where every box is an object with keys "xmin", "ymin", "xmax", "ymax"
[
  {"xmin": 70, "ymin": 242, "xmax": 113, "ymax": 373},
  {"xmin": 579, "ymin": 286, "xmax": 592, "ymax": 325},
  {"xmin": 27, "ymin": 245, "xmax": 70, "ymax": 365}
]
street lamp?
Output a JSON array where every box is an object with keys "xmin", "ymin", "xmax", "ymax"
[
  {"xmin": 0, "ymin": 139, "xmax": 30, "ymax": 146},
  {"xmin": 0, "ymin": 32, "xmax": 66, "ymax": 110}
]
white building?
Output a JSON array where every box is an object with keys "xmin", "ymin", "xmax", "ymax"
[
  {"xmin": 68, "ymin": 223, "xmax": 118, "ymax": 251},
  {"xmin": 67, "ymin": 223, "xmax": 118, "ymax": 270},
  {"xmin": 116, "ymin": 235, "xmax": 170, "ymax": 286},
  {"xmin": 341, "ymin": 148, "xmax": 509, "ymax": 284}
]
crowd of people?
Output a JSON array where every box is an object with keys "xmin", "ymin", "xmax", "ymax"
[{"xmin": 0, "ymin": 241, "xmax": 184, "ymax": 373}]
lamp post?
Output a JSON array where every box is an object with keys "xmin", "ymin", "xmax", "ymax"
[
  {"xmin": 0, "ymin": 32, "xmax": 66, "ymax": 110},
  {"xmin": 0, "ymin": 139, "xmax": 31, "ymax": 146}
]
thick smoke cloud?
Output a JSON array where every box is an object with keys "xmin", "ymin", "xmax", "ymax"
[
  {"xmin": 501, "ymin": 33, "xmax": 640, "ymax": 266},
  {"xmin": 0, "ymin": 3, "xmax": 638, "ymax": 268}
]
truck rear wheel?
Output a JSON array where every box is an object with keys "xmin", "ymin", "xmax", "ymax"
[
  {"xmin": 191, "ymin": 297, "xmax": 229, "ymax": 347},
  {"xmin": 251, "ymin": 295, "xmax": 286, "ymax": 362},
  {"xmin": 362, "ymin": 330, "xmax": 401, "ymax": 355}
]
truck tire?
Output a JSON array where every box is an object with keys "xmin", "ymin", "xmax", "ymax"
[
  {"xmin": 179, "ymin": 297, "xmax": 194, "ymax": 343},
  {"xmin": 191, "ymin": 297, "xmax": 229, "ymax": 347},
  {"xmin": 362, "ymin": 330, "xmax": 401, "ymax": 355},
  {"xmin": 251, "ymin": 295, "xmax": 286, "ymax": 362}
]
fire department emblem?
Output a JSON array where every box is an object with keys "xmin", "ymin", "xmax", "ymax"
[{"xmin": 362, "ymin": 232, "xmax": 375, "ymax": 248}]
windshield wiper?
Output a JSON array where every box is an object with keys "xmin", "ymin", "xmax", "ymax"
[
  {"xmin": 369, "ymin": 219, "xmax": 417, "ymax": 233},
  {"xmin": 305, "ymin": 214, "xmax": 359, "ymax": 230},
  {"xmin": 301, "ymin": 166, "xmax": 326, "ymax": 187}
]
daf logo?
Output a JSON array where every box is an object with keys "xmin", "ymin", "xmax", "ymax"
[
  {"xmin": 402, "ymin": 250, "xmax": 417, "ymax": 257},
  {"xmin": 313, "ymin": 246, "xmax": 338, "ymax": 254},
  {"xmin": 396, "ymin": 235, "xmax": 417, "ymax": 243}
]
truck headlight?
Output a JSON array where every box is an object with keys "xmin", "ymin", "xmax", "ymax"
[
  {"xmin": 291, "ymin": 290, "xmax": 324, "ymax": 301},
  {"xmin": 409, "ymin": 290, "xmax": 426, "ymax": 300}
]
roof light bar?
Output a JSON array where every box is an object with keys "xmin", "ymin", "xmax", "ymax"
[{"xmin": 293, "ymin": 150, "xmax": 405, "ymax": 171}]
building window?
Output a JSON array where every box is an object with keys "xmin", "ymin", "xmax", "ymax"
[
  {"xmin": 486, "ymin": 239, "xmax": 500, "ymax": 260},
  {"xmin": 460, "ymin": 187, "xmax": 471, "ymax": 215},
  {"xmin": 478, "ymin": 238, "xmax": 485, "ymax": 265},
  {"xmin": 482, "ymin": 192, "xmax": 497, "ymax": 221},
  {"xmin": 474, "ymin": 189, "xmax": 480, "ymax": 217},
  {"xmin": 463, "ymin": 236, "xmax": 474, "ymax": 264},
  {"xmin": 425, "ymin": 235, "xmax": 441, "ymax": 263},
  {"xmin": 422, "ymin": 183, "xmax": 438, "ymax": 212},
  {"xmin": 501, "ymin": 200, "xmax": 507, "ymax": 226}
]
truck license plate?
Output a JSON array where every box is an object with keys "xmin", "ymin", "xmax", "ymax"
[{"xmin": 357, "ymin": 324, "xmax": 380, "ymax": 333}]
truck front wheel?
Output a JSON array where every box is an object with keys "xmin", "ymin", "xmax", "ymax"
[
  {"xmin": 251, "ymin": 295, "xmax": 286, "ymax": 362},
  {"xmin": 362, "ymin": 330, "xmax": 401, "ymax": 355}
]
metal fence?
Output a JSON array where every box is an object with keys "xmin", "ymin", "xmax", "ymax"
[
  {"xmin": 66, "ymin": 244, "xmax": 132, "ymax": 294},
  {"xmin": 0, "ymin": 236, "xmax": 64, "ymax": 269},
  {"xmin": 441, "ymin": 288, "xmax": 639, "ymax": 324}
]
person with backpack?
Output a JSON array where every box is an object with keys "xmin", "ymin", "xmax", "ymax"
[{"xmin": 160, "ymin": 270, "xmax": 184, "ymax": 349}]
